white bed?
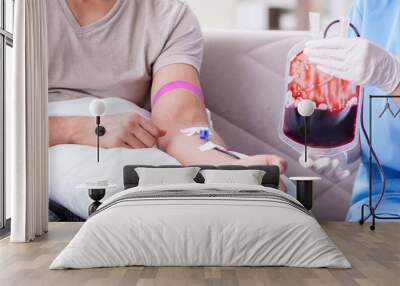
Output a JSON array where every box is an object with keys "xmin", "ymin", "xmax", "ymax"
[{"xmin": 50, "ymin": 183, "xmax": 350, "ymax": 269}]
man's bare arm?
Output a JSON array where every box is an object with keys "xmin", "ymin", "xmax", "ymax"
[
  {"xmin": 49, "ymin": 112, "xmax": 165, "ymax": 148},
  {"xmin": 151, "ymin": 64, "xmax": 235, "ymax": 165},
  {"xmin": 49, "ymin": 116, "xmax": 91, "ymax": 147},
  {"xmin": 151, "ymin": 64, "xmax": 287, "ymax": 172}
]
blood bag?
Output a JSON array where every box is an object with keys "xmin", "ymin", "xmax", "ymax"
[{"xmin": 279, "ymin": 15, "xmax": 361, "ymax": 156}]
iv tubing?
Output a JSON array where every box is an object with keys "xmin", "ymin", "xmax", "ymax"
[
  {"xmin": 323, "ymin": 19, "xmax": 391, "ymax": 221},
  {"xmin": 359, "ymin": 88, "xmax": 387, "ymax": 221}
]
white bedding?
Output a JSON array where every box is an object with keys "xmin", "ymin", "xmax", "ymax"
[
  {"xmin": 50, "ymin": 183, "xmax": 350, "ymax": 269},
  {"xmin": 49, "ymin": 145, "xmax": 179, "ymax": 219}
]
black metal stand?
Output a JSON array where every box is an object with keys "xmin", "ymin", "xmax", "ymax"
[
  {"xmin": 304, "ymin": 117, "xmax": 308, "ymax": 163},
  {"xmin": 95, "ymin": 116, "xmax": 106, "ymax": 162},
  {"xmin": 88, "ymin": 188, "xmax": 106, "ymax": 216},
  {"xmin": 296, "ymin": 180, "xmax": 314, "ymax": 211},
  {"xmin": 359, "ymin": 95, "xmax": 400, "ymax": 231}
]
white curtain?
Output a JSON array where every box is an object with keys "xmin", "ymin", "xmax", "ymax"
[{"xmin": 9, "ymin": 0, "xmax": 48, "ymax": 242}]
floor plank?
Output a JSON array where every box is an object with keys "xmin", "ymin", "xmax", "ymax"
[{"xmin": 0, "ymin": 222, "xmax": 399, "ymax": 286}]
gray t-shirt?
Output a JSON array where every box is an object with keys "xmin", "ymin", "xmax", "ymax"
[{"xmin": 47, "ymin": 0, "xmax": 203, "ymax": 106}]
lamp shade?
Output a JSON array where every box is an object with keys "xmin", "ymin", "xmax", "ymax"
[{"xmin": 89, "ymin": 99, "xmax": 107, "ymax": 116}]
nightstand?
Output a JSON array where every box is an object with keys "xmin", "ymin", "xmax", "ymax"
[
  {"xmin": 76, "ymin": 183, "xmax": 117, "ymax": 216},
  {"xmin": 289, "ymin": 177, "xmax": 321, "ymax": 210}
]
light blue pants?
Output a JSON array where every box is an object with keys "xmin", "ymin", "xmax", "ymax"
[{"xmin": 346, "ymin": 193, "xmax": 400, "ymax": 222}]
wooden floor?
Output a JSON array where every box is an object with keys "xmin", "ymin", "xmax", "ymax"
[{"xmin": 0, "ymin": 222, "xmax": 399, "ymax": 286}]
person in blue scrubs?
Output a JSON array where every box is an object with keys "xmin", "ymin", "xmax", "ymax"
[{"xmin": 304, "ymin": 0, "xmax": 400, "ymax": 221}]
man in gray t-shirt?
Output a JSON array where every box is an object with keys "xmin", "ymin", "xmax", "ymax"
[{"xmin": 48, "ymin": 0, "xmax": 287, "ymax": 174}]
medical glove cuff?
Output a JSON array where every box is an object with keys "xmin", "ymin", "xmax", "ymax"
[
  {"xmin": 375, "ymin": 53, "xmax": 400, "ymax": 94},
  {"xmin": 386, "ymin": 56, "xmax": 400, "ymax": 94}
]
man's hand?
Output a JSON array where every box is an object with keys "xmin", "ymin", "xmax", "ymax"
[
  {"xmin": 73, "ymin": 113, "xmax": 166, "ymax": 149},
  {"xmin": 304, "ymin": 37, "xmax": 400, "ymax": 93},
  {"xmin": 234, "ymin": 155, "xmax": 288, "ymax": 174}
]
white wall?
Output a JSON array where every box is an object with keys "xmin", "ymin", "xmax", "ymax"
[
  {"xmin": 329, "ymin": 0, "xmax": 353, "ymax": 18},
  {"xmin": 187, "ymin": 0, "xmax": 354, "ymax": 31},
  {"xmin": 186, "ymin": 0, "xmax": 236, "ymax": 29}
]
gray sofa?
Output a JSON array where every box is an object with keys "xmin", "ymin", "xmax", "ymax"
[{"xmin": 200, "ymin": 30, "xmax": 360, "ymax": 221}]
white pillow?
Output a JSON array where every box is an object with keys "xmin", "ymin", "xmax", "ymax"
[
  {"xmin": 136, "ymin": 167, "xmax": 201, "ymax": 186},
  {"xmin": 49, "ymin": 97, "xmax": 180, "ymax": 219},
  {"xmin": 200, "ymin": 169, "xmax": 266, "ymax": 185}
]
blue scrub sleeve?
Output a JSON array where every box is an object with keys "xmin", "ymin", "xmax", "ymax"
[{"xmin": 348, "ymin": 0, "xmax": 364, "ymax": 33}]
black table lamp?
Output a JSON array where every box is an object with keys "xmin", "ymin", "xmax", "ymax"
[
  {"xmin": 89, "ymin": 99, "xmax": 107, "ymax": 162},
  {"xmin": 292, "ymin": 100, "xmax": 319, "ymax": 211},
  {"xmin": 297, "ymin": 99, "xmax": 315, "ymax": 167}
]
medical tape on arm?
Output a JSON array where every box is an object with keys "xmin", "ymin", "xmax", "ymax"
[
  {"xmin": 200, "ymin": 141, "xmax": 249, "ymax": 160},
  {"xmin": 181, "ymin": 127, "xmax": 212, "ymax": 137},
  {"xmin": 152, "ymin": 81, "xmax": 204, "ymax": 109},
  {"xmin": 180, "ymin": 127, "xmax": 249, "ymax": 160}
]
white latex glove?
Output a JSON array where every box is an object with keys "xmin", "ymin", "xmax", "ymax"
[
  {"xmin": 304, "ymin": 37, "xmax": 400, "ymax": 93},
  {"xmin": 299, "ymin": 152, "xmax": 351, "ymax": 181}
]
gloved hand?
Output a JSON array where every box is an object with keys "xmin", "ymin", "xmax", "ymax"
[
  {"xmin": 299, "ymin": 152, "xmax": 351, "ymax": 181},
  {"xmin": 304, "ymin": 37, "xmax": 400, "ymax": 93}
]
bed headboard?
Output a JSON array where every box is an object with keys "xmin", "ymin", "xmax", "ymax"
[{"xmin": 123, "ymin": 165, "xmax": 280, "ymax": 190}]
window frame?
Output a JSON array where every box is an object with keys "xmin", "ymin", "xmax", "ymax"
[{"xmin": 0, "ymin": 0, "xmax": 13, "ymax": 231}]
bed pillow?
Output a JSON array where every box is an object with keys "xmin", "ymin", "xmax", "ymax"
[
  {"xmin": 136, "ymin": 167, "xmax": 201, "ymax": 186},
  {"xmin": 49, "ymin": 97, "xmax": 180, "ymax": 219},
  {"xmin": 200, "ymin": 169, "xmax": 266, "ymax": 185}
]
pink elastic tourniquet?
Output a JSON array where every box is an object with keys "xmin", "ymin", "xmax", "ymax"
[{"xmin": 152, "ymin": 81, "xmax": 204, "ymax": 108}]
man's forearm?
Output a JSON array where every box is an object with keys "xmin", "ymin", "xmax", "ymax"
[
  {"xmin": 161, "ymin": 130, "xmax": 238, "ymax": 166},
  {"xmin": 157, "ymin": 119, "xmax": 240, "ymax": 166},
  {"xmin": 49, "ymin": 116, "xmax": 90, "ymax": 147},
  {"xmin": 150, "ymin": 64, "xmax": 245, "ymax": 166}
]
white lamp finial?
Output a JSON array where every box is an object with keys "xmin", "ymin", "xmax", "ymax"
[
  {"xmin": 89, "ymin": 99, "xmax": 107, "ymax": 117},
  {"xmin": 298, "ymin": 99, "xmax": 315, "ymax": 117}
]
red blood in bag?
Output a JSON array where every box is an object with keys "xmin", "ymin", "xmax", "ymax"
[
  {"xmin": 283, "ymin": 106, "xmax": 358, "ymax": 148},
  {"xmin": 287, "ymin": 51, "xmax": 359, "ymax": 112},
  {"xmin": 284, "ymin": 51, "xmax": 360, "ymax": 149}
]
